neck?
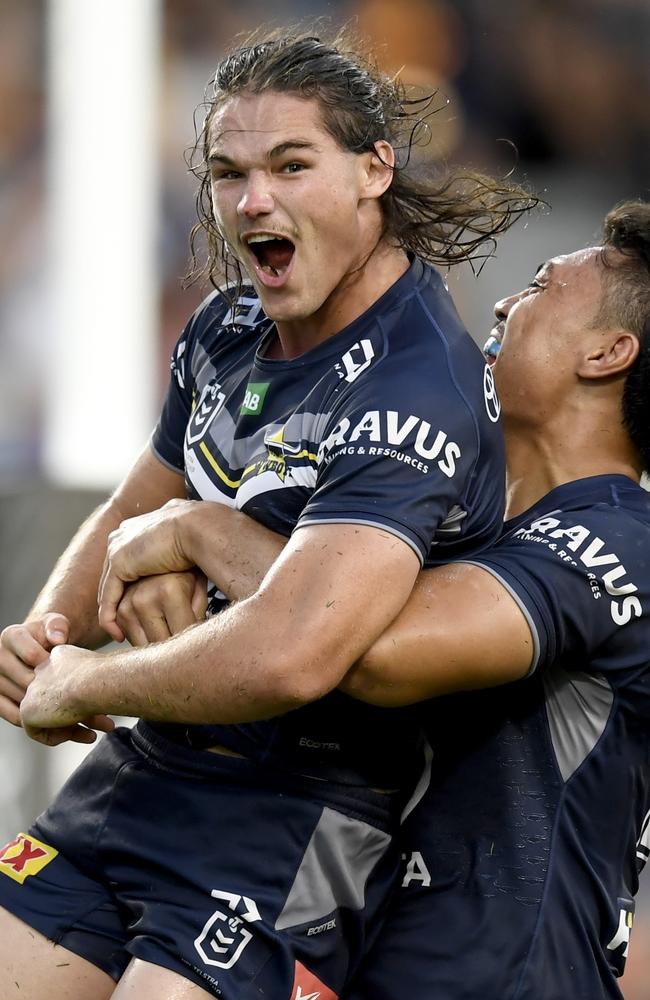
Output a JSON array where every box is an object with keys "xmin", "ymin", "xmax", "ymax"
[
  {"xmin": 504, "ymin": 413, "xmax": 641, "ymax": 519},
  {"xmin": 272, "ymin": 242, "xmax": 410, "ymax": 359}
]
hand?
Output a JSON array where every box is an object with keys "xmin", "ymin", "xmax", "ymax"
[
  {"xmin": 0, "ymin": 613, "xmax": 69, "ymax": 726},
  {"xmin": 19, "ymin": 644, "xmax": 114, "ymax": 746},
  {"xmin": 98, "ymin": 499, "xmax": 200, "ymax": 641},
  {"xmin": 116, "ymin": 570, "xmax": 208, "ymax": 646}
]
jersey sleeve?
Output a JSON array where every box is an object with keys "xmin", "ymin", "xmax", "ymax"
[
  {"xmin": 466, "ymin": 506, "xmax": 646, "ymax": 677},
  {"xmin": 150, "ymin": 291, "xmax": 223, "ymax": 472},
  {"xmin": 296, "ymin": 364, "xmax": 482, "ymax": 564}
]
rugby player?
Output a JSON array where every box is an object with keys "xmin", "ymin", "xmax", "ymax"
[
  {"xmin": 93, "ymin": 200, "xmax": 650, "ymax": 1000},
  {"xmin": 0, "ymin": 30, "xmax": 532, "ymax": 1000}
]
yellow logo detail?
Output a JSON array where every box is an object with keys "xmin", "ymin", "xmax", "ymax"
[{"xmin": 0, "ymin": 833, "xmax": 58, "ymax": 885}]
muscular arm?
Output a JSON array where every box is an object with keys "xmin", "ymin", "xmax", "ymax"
[
  {"xmin": 20, "ymin": 523, "xmax": 420, "ymax": 729},
  {"xmin": 31, "ymin": 447, "xmax": 187, "ymax": 648},
  {"xmin": 0, "ymin": 446, "xmax": 185, "ymax": 738},
  {"xmin": 101, "ymin": 503, "xmax": 534, "ymax": 708},
  {"xmin": 342, "ymin": 562, "xmax": 534, "ymax": 704}
]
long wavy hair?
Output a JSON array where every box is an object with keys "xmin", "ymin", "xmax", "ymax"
[{"xmin": 186, "ymin": 27, "xmax": 539, "ymax": 293}]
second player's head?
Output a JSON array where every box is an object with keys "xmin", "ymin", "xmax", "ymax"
[{"xmin": 488, "ymin": 200, "xmax": 650, "ymax": 473}]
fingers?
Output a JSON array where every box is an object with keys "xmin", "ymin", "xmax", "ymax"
[
  {"xmin": 191, "ymin": 572, "xmax": 208, "ymax": 621},
  {"xmin": 24, "ymin": 724, "xmax": 98, "ymax": 747},
  {"xmin": 1, "ymin": 624, "xmax": 50, "ymax": 669},
  {"xmin": 0, "ymin": 694, "xmax": 22, "ymax": 727},
  {"xmin": 80, "ymin": 714, "xmax": 116, "ymax": 734},
  {"xmin": 97, "ymin": 571, "xmax": 127, "ymax": 642},
  {"xmin": 116, "ymin": 573, "xmax": 203, "ymax": 646},
  {"xmin": 42, "ymin": 613, "xmax": 70, "ymax": 647}
]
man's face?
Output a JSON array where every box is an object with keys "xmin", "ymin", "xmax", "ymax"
[
  {"xmin": 486, "ymin": 247, "xmax": 607, "ymax": 418},
  {"xmin": 208, "ymin": 91, "xmax": 381, "ymax": 326}
]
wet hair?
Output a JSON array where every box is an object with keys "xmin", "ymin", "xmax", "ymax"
[
  {"xmin": 185, "ymin": 27, "xmax": 538, "ymax": 292},
  {"xmin": 600, "ymin": 200, "xmax": 650, "ymax": 471}
]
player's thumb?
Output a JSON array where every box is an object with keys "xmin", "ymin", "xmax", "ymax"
[{"xmin": 43, "ymin": 613, "xmax": 70, "ymax": 646}]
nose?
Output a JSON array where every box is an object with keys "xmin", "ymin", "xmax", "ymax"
[
  {"xmin": 237, "ymin": 171, "xmax": 274, "ymax": 219},
  {"xmin": 493, "ymin": 291, "xmax": 519, "ymax": 322}
]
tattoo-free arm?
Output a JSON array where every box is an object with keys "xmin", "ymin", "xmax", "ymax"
[
  {"xmin": 20, "ymin": 523, "xmax": 420, "ymax": 729},
  {"xmin": 341, "ymin": 562, "xmax": 534, "ymax": 705}
]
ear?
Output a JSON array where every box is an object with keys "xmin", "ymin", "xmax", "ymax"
[
  {"xmin": 359, "ymin": 140, "xmax": 395, "ymax": 199},
  {"xmin": 577, "ymin": 331, "xmax": 639, "ymax": 380}
]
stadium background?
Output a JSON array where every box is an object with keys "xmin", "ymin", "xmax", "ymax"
[{"xmin": 0, "ymin": 1, "xmax": 648, "ymax": 994}]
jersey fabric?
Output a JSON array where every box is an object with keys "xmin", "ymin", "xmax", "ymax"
[
  {"xmin": 0, "ymin": 723, "xmax": 399, "ymax": 999},
  {"xmin": 347, "ymin": 475, "xmax": 650, "ymax": 1000},
  {"xmin": 150, "ymin": 257, "xmax": 505, "ymax": 788}
]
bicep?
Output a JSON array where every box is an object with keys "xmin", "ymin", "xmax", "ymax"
[
  {"xmin": 342, "ymin": 563, "xmax": 534, "ymax": 706},
  {"xmin": 247, "ymin": 522, "xmax": 421, "ymax": 698},
  {"xmin": 109, "ymin": 444, "xmax": 186, "ymax": 520}
]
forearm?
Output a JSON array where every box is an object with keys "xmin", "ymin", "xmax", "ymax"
[
  {"xmin": 180, "ymin": 503, "xmax": 287, "ymax": 602},
  {"xmin": 62, "ymin": 594, "xmax": 310, "ymax": 724},
  {"xmin": 30, "ymin": 500, "xmax": 124, "ymax": 648}
]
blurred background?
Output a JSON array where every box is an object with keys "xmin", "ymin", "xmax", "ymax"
[{"xmin": 0, "ymin": 0, "xmax": 648, "ymax": 993}]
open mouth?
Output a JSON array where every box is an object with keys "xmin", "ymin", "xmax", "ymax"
[
  {"xmin": 245, "ymin": 234, "xmax": 295, "ymax": 287},
  {"xmin": 483, "ymin": 324, "xmax": 504, "ymax": 366}
]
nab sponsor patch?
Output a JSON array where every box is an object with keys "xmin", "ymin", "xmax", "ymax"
[
  {"xmin": 291, "ymin": 960, "xmax": 339, "ymax": 1000},
  {"xmin": 241, "ymin": 381, "xmax": 270, "ymax": 416},
  {"xmin": 0, "ymin": 833, "xmax": 58, "ymax": 884}
]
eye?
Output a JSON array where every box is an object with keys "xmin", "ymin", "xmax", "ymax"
[
  {"xmin": 281, "ymin": 162, "xmax": 306, "ymax": 174},
  {"xmin": 212, "ymin": 169, "xmax": 242, "ymax": 181}
]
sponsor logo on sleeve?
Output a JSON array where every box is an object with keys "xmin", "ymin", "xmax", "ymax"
[
  {"xmin": 335, "ymin": 339, "xmax": 375, "ymax": 383},
  {"xmin": 483, "ymin": 364, "xmax": 501, "ymax": 423},
  {"xmin": 194, "ymin": 889, "xmax": 261, "ymax": 970},
  {"xmin": 291, "ymin": 960, "xmax": 339, "ymax": 1000},
  {"xmin": 514, "ymin": 512, "xmax": 642, "ymax": 626},
  {"xmin": 317, "ymin": 410, "xmax": 461, "ymax": 478},
  {"xmin": 0, "ymin": 833, "xmax": 58, "ymax": 884}
]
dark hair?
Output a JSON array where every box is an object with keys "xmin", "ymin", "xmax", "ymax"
[
  {"xmin": 600, "ymin": 200, "xmax": 650, "ymax": 472},
  {"xmin": 186, "ymin": 27, "xmax": 538, "ymax": 292}
]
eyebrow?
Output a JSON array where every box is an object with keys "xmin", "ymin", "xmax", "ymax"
[{"xmin": 208, "ymin": 139, "xmax": 320, "ymax": 166}]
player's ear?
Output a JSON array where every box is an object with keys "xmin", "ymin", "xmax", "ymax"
[
  {"xmin": 578, "ymin": 330, "xmax": 640, "ymax": 380},
  {"xmin": 360, "ymin": 140, "xmax": 395, "ymax": 199}
]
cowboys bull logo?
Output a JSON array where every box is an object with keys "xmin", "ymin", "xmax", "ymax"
[{"xmin": 194, "ymin": 889, "xmax": 262, "ymax": 969}]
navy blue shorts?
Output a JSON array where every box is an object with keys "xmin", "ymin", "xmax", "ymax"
[{"xmin": 0, "ymin": 723, "xmax": 399, "ymax": 999}]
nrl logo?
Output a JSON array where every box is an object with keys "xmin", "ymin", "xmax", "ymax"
[
  {"xmin": 194, "ymin": 889, "xmax": 262, "ymax": 970},
  {"xmin": 187, "ymin": 381, "xmax": 226, "ymax": 445}
]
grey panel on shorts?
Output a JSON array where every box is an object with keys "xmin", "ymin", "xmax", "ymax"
[
  {"xmin": 542, "ymin": 665, "xmax": 614, "ymax": 782},
  {"xmin": 275, "ymin": 806, "xmax": 391, "ymax": 930}
]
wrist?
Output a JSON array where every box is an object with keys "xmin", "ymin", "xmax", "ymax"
[{"xmin": 180, "ymin": 500, "xmax": 225, "ymax": 567}]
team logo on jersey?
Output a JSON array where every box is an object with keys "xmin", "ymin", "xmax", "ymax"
[
  {"xmin": 194, "ymin": 889, "xmax": 262, "ymax": 969},
  {"xmin": 240, "ymin": 381, "xmax": 270, "ymax": 416},
  {"xmin": 291, "ymin": 960, "xmax": 339, "ymax": 1000},
  {"xmin": 335, "ymin": 339, "xmax": 375, "ymax": 383},
  {"xmin": 187, "ymin": 381, "xmax": 226, "ymax": 445},
  {"xmin": 0, "ymin": 833, "xmax": 58, "ymax": 885},
  {"xmin": 483, "ymin": 364, "xmax": 501, "ymax": 423}
]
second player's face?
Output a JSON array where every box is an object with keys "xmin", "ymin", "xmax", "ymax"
[
  {"xmin": 208, "ymin": 91, "xmax": 380, "ymax": 327},
  {"xmin": 487, "ymin": 247, "xmax": 607, "ymax": 419}
]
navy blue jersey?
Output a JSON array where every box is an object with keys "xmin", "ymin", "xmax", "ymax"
[
  {"xmin": 151, "ymin": 258, "xmax": 505, "ymax": 787},
  {"xmin": 349, "ymin": 475, "xmax": 650, "ymax": 999}
]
